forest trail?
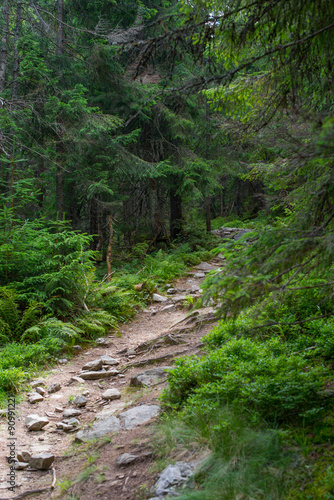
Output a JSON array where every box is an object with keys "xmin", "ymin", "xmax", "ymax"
[{"xmin": 0, "ymin": 260, "xmax": 222, "ymax": 500}]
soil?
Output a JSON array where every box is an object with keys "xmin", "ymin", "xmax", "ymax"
[{"xmin": 0, "ymin": 262, "xmax": 221, "ymax": 500}]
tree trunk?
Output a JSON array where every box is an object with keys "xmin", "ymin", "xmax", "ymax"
[
  {"xmin": 55, "ymin": 0, "xmax": 64, "ymax": 218},
  {"xmin": 56, "ymin": 0, "xmax": 63, "ymax": 56},
  {"xmin": 0, "ymin": 0, "xmax": 9, "ymax": 93},
  {"xmin": 106, "ymin": 215, "xmax": 113, "ymax": 282},
  {"xmin": 205, "ymin": 196, "xmax": 211, "ymax": 232},
  {"xmin": 170, "ymin": 184, "xmax": 183, "ymax": 241},
  {"xmin": 12, "ymin": 0, "xmax": 22, "ymax": 99}
]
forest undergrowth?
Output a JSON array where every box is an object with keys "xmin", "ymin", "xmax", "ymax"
[
  {"xmin": 156, "ymin": 232, "xmax": 334, "ymax": 499},
  {"xmin": 0, "ymin": 212, "xmax": 218, "ymax": 409}
]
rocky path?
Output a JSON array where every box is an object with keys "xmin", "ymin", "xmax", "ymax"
[{"xmin": 0, "ymin": 260, "xmax": 222, "ymax": 500}]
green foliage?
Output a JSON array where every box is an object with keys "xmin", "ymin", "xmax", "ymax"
[
  {"xmin": 162, "ymin": 334, "xmax": 329, "ymax": 423},
  {"xmin": 0, "ymin": 338, "xmax": 63, "ymax": 406},
  {"xmin": 76, "ymin": 310, "xmax": 119, "ymax": 339},
  {"xmin": 158, "ymin": 408, "xmax": 294, "ymax": 500}
]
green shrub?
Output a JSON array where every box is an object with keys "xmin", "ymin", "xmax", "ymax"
[{"xmin": 162, "ymin": 336, "xmax": 329, "ymax": 423}]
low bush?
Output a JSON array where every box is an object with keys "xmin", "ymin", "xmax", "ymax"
[{"xmin": 162, "ymin": 334, "xmax": 331, "ymax": 424}]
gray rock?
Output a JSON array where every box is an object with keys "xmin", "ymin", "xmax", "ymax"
[
  {"xmin": 130, "ymin": 367, "xmax": 171, "ymax": 387},
  {"xmin": 186, "ymin": 284, "xmax": 200, "ymax": 294},
  {"xmin": 73, "ymin": 345, "xmax": 82, "ymax": 352},
  {"xmin": 171, "ymin": 295, "xmax": 188, "ymax": 303},
  {"xmin": 100, "ymin": 355, "xmax": 120, "ymax": 366},
  {"xmin": 17, "ymin": 451, "xmax": 31, "ymax": 463},
  {"xmin": 95, "ymin": 337, "xmax": 111, "ymax": 347},
  {"xmin": 78, "ymin": 369, "xmax": 119, "ymax": 380},
  {"xmin": 116, "ymin": 453, "xmax": 139, "ymax": 466},
  {"xmin": 95, "ymin": 401, "xmax": 126, "ymax": 420},
  {"xmin": 117, "ymin": 452, "xmax": 152, "ymax": 466},
  {"xmin": 25, "ymin": 414, "xmax": 49, "ymax": 431},
  {"xmin": 55, "ymin": 407, "xmax": 63, "ymax": 413},
  {"xmin": 28, "ymin": 393, "xmax": 44, "ymax": 404},
  {"xmin": 81, "ymin": 358, "xmax": 103, "ymax": 371},
  {"xmin": 29, "ymin": 453, "xmax": 55, "ymax": 470},
  {"xmin": 167, "ymin": 288, "xmax": 177, "ymax": 295},
  {"xmin": 195, "ymin": 262, "xmax": 216, "ymax": 271},
  {"xmin": 74, "ymin": 395, "xmax": 87, "ymax": 407},
  {"xmin": 63, "ymin": 409, "xmax": 82, "ymax": 418},
  {"xmin": 70, "ymin": 376, "xmax": 85, "ymax": 384},
  {"xmin": 161, "ymin": 304, "xmax": 176, "ymax": 313},
  {"xmin": 48, "ymin": 383, "xmax": 61, "ymax": 394},
  {"xmin": 57, "ymin": 422, "xmax": 74, "ymax": 431},
  {"xmin": 30, "ymin": 379, "xmax": 46, "ymax": 388},
  {"xmin": 153, "ymin": 293, "xmax": 168, "ymax": 302},
  {"xmin": 119, "ymin": 405, "xmax": 159, "ymax": 430},
  {"xmin": 75, "ymin": 416, "xmax": 121, "ymax": 442},
  {"xmin": 36, "ymin": 386, "xmax": 47, "ymax": 396},
  {"xmin": 15, "ymin": 462, "xmax": 29, "ymax": 470},
  {"xmin": 58, "ymin": 358, "xmax": 68, "ymax": 364},
  {"xmin": 152, "ymin": 462, "xmax": 194, "ymax": 497},
  {"xmin": 194, "ymin": 272, "xmax": 205, "ymax": 278},
  {"xmin": 102, "ymin": 388, "xmax": 121, "ymax": 400}
]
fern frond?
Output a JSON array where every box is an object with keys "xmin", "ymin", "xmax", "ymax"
[
  {"xmin": 0, "ymin": 288, "xmax": 19, "ymax": 333},
  {"xmin": 20, "ymin": 325, "xmax": 43, "ymax": 343}
]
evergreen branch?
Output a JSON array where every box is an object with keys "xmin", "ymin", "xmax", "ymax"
[{"xmin": 248, "ymin": 313, "xmax": 334, "ymax": 331}]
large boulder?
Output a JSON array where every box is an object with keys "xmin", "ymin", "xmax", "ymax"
[
  {"xmin": 75, "ymin": 416, "xmax": 121, "ymax": 442},
  {"xmin": 119, "ymin": 405, "xmax": 159, "ymax": 430}
]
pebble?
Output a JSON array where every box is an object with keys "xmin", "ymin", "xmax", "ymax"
[
  {"xmin": 48, "ymin": 383, "xmax": 61, "ymax": 394},
  {"xmin": 28, "ymin": 393, "xmax": 44, "ymax": 404},
  {"xmin": 74, "ymin": 395, "xmax": 87, "ymax": 407},
  {"xmin": 36, "ymin": 387, "xmax": 47, "ymax": 396},
  {"xmin": 102, "ymin": 389, "xmax": 121, "ymax": 400}
]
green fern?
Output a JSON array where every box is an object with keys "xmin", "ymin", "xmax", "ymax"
[
  {"xmin": 42, "ymin": 318, "xmax": 82, "ymax": 345},
  {"xmin": 18, "ymin": 301, "xmax": 43, "ymax": 336},
  {"xmin": 0, "ymin": 318, "xmax": 11, "ymax": 345},
  {"xmin": 0, "ymin": 289, "xmax": 19, "ymax": 334},
  {"xmin": 76, "ymin": 310, "xmax": 118, "ymax": 339},
  {"xmin": 20, "ymin": 325, "xmax": 43, "ymax": 343}
]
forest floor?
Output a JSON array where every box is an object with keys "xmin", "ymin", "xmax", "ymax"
[{"xmin": 0, "ymin": 260, "xmax": 221, "ymax": 500}]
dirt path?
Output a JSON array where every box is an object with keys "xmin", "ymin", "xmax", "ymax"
[{"xmin": 0, "ymin": 262, "xmax": 221, "ymax": 500}]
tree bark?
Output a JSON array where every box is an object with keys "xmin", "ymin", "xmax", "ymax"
[
  {"xmin": 12, "ymin": 0, "xmax": 22, "ymax": 99},
  {"xmin": 0, "ymin": 0, "xmax": 9, "ymax": 93},
  {"xmin": 55, "ymin": 0, "xmax": 64, "ymax": 217},
  {"xmin": 170, "ymin": 183, "xmax": 183, "ymax": 241},
  {"xmin": 106, "ymin": 215, "xmax": 113, "ymax": 282},
  {"xmin": 205, "ymin": 196, "xmax": 211, "ymax": 232}
]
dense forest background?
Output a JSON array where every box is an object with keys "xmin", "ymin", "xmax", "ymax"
[{"xmin": 1, "ymin": 0, "xmax": 334, "ymax": 498}]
